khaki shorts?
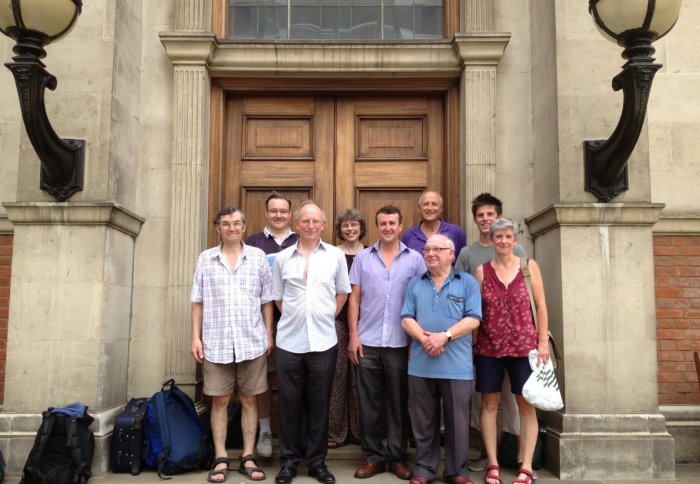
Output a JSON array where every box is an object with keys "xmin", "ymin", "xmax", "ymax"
[{"xmin": 203, "ymin": 354, "xmax": 268, "ymax": 397}]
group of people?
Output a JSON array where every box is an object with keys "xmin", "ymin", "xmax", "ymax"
[{"xmin": 190, "ymin": 190, "xmax": 550, "ymax": 484}]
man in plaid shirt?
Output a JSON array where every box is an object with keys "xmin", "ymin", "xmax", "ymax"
[{"xmin": 191, "ymin": 206, "xmax": 274, "ymax": 482}]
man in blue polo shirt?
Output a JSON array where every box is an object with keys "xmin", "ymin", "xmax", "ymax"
[{"xmin": 401, "ymin": 234, "xmax": 481, "ymax": 484}]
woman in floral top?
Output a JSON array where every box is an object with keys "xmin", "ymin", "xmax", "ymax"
[{"xmin": 473, "ymin": 218, "xmax": 549, "ymax": 484}]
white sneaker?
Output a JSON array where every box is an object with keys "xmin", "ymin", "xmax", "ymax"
[
  {"xmin": 468, "ymin": 457, "xmax": 488, "ymax": 472},
  {"xmin": 256, "ymin": 431, "xmax": 272, "ymax": 458}
]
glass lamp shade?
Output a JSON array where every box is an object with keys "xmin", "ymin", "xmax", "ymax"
[
  {"xmin": 589, "ymin": 0, "xmax": 682, "ymax": 46},
  {"xmin": 0, "ymin": 0, "xmax": 82, "ymax": 44}
]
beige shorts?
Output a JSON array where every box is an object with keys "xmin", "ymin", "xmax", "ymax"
[{"xmin": 203, "ymin": 353, "xmax": 268, "ymax": 397}]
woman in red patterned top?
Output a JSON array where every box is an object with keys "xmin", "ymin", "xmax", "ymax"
[{"xmin": 473, "ymin": 218, "xmax": 549, "ymax": 484}]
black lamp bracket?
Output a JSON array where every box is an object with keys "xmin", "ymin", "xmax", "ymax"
[
  {"xmin": 6, "ymin": 51, "xmax": 84, "ymax": 201},
  {"xmin": 584, "ymin": 52, "xmax": 661, "ymax": 202}
]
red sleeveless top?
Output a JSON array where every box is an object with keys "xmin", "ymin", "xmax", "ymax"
[{"xmin": 474, "ymin": 261, "xmax": 537, "ymax": 358}]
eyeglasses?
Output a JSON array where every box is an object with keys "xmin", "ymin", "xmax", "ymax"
[
  {"xmin": 218, "ymin": 221, "xmax": 244, "ymax": 229},
  {"xmin": 423, "ymin": 247, "xmax": 451, "ymax": 255},
  {"xmin": 267, "ymin": 209, "xmax": 289, "ymax": 215}
]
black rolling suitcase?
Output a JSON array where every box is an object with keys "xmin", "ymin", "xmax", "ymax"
[{"xmin": 111, "ymin": 397, "xmax": 148, "ymax": 475}]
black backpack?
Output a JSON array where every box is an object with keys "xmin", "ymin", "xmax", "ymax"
[{"xmin": 20, "ymin": 404, "xmax": 95, "ymax": 484}]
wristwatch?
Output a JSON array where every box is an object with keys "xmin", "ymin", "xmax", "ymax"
[{"xmin": 443, "ymin": 330, "xmax": 452, "ymax": 342}]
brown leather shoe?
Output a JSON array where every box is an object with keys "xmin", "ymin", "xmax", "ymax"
[
  {"xmin": 409, "ymin": 476, "xmax": 428, "ymax": 484},
  {"xmin": 391, "ymin": 462, "xmax": 413, "ymax": 480},
  {"xmin": 450, "ymin": 476, "xmax": 473, "ymax": 484},
  {"xmin": 354, "ymin": 461, "xmax": 386, "ymax": 479}
]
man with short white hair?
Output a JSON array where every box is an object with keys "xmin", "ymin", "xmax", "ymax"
[
  {"xmin": 401, "ymin": 234, "xmax": 481, "ymax": 484},
  {"xmin": 272, "ymin": 201, "xmax": 352, "ymax": 484}
]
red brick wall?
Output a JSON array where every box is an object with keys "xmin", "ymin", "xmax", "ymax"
[
  {"xmin": 654, "ymin": 234, "xmax": 700, "ymax": 405},
  {"xmin": 0, "ymin": 234, "xmax": 11, "ymax": 404}
]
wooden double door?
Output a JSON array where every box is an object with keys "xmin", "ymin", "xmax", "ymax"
[{"xmin": 212, "ymin": 93, "xmax": 454, "ymax": 244}]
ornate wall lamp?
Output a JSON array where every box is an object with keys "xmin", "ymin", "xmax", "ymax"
[
  {"xmin": 0, "ymin": 0, "xmax": 83, "ymax": 201},
  {"xmin": 585, "ymin": 0, "xmax": 682, "ymax": 202}
]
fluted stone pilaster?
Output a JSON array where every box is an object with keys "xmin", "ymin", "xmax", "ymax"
[
  {"xmin": 165, "ymin": 65, "xmax": 210, "ymax": 382},
  {"xmin": 453, "ymin": 32, "xmax": 508, "ymax": 241},
  {"xmin": 462, "ymin": 67, "xmax": 497, "ymax": 242},
  {"xmin": 463, "ymin": 0, "xmax": 495, "ymax": 31},
  {"xmin": 176, "ymin": 0, "xmax": 210, "ymax": 32}
]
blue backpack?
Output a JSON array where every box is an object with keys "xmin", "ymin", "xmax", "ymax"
[{"xmin": 144, "ymin": 380, "xmax": 211, "ymax": 477}]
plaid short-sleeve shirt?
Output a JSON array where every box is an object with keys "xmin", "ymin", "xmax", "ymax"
[{"xmin": 191, "ymin": 243, "xmax": 273, "ymax": 363}]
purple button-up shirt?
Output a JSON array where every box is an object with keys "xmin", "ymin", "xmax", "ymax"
[
  {"xmin": 349, "ymin": 242, "xmax": 426, "ymax": 348},
  {"xmin": 401, "ymin": 220, "xmax": 467, "ymax": 257}
]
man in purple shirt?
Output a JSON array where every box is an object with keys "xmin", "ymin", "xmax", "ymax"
[
  {"xmin": 246, "ymin": 191, "xmax": 299, "ymax": 458},
  {"xmin": 401, "ymin": 190, "xmax": 466, "ymax": 257},
  {"xmin": 348, "ymin": 205, "xmax": 426, "ymax": 480}
]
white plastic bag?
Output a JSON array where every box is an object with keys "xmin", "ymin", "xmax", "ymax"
[{"xmin": 522, "ymin": 349, "xmax": 564, "ymax": 411}]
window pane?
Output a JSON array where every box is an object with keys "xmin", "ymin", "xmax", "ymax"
[
  {"xmin": 320, "ymin": 6, "xmax": 339, "ymax": 39},
  {"xmin": 291, "ymin": 5, "xmax": 321, "ymax": 39},
  {"xmin": 383, "ymin": 6, "xmax": 413, "ymax": 40},
  {"xmin": 227, "ymin": 0, "xmax": 443, "ymax": 40},
  {"xmin": 228, "ymin": 0, "xmax": 287, "ymax": 39},
  {"xmin": 415, "ymin": 5, "xmax": 442, "ymax": 39}
]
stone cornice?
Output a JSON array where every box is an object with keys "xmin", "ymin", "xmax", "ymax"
[
  {"xmin": 211, "ymin": 40, "xmax": 461, "ymax": 77},
  {"xmin": 0, "ymin": 214, "xmax": 12, "ymax": 234},
  {"xmin": 159, "ymin": 32, "xmax": 216, "ymax": 65},
  {"xmin": 453, "ymin": 32, "xmax": 511, "ymax": 66},
  {"xmin": 525, "ymin": 203, "xmax": 666, "ymax": 237},
  {"xmin": 159, "ymin": 33, "xmax": 512, "ymax": 77},
  {"xmin": 2, "ymin": 202, "xmax": 145, "ymax": 238},
  {"xmin": 652, "ymin": 215, "xmax": 700, "ymax": 234}
]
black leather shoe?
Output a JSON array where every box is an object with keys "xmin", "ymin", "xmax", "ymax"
[
  {"xmin": 308, "ymin": 464, "xmax": 336, "ymax": 484},
  {"xmin": 275, "ymin": 466, "xmax": 297, "ymax": 484}
]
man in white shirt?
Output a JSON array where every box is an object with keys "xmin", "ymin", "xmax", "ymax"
[{"xmin": 272, "ymin": 201, "xmax": 352, "ymax": 484}]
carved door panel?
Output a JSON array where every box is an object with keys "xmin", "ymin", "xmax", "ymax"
[
  {"xmin": 215, "ymin": 94, "xmax": 445, "ymax": 244},
  {"xmin": 336, "ymin": 96, "xmax": 444, "ymax": 243}
]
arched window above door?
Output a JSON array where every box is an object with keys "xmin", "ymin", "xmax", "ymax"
[{"xmin": 226, "ymin": 0, "xmax": 444, "ymax": 40}]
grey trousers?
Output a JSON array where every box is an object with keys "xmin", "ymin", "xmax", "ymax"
[
  {"xmin": 408, "ymin": 376, "xmax": 473, "ymax": 481},
  {"xmin": 356, "ymin": 345, "xmax": 409, "ymax": 466}
]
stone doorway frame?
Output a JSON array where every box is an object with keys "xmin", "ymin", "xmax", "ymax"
[{"xmin": 159, "ymin": 0, "xmax": 509, "ymax": 389}]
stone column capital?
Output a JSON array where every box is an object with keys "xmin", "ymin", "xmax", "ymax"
[
  {"xmin": 452, "ymin": 32, "xmax": 510, "ymax": 66},
  {"xmin": 160, "ymin": 32, "xmax": 216, "ymax": 66},
  {"xmin": 2, "ymin": 201, "xmax": 145, "ymax": 238},
  {"xmin": 525, "ymin": 202, "xmax": 666, "ymax": 237}
]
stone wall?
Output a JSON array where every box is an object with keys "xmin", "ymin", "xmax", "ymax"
[
  {"xmin": 0, "ymin": 234, "xmax": 10, "ymax": 404},
  {"xmin": 655, "ymin": 234, "xmax": 700, "ymax": 405}
]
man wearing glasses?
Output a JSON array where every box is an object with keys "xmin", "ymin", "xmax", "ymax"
[
  {"xmin": 246, "ymin": 191, "xmax": 299, "ymax": 458},
  {"xmin": 401, "ymin": 235, "xmax": 481, "ymax": 484},
  {"xmin": 191, "ymin": 207, "xmax": 273, "ymax": 482}
]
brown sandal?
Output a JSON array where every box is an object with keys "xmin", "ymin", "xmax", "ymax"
[
  {"xmin": 239, "ymin": 454, "xmax": 266, "ymax": 481},
  {"xmin": 207, "ymin": 457, "xmax": 230, "ymax": 483}
]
